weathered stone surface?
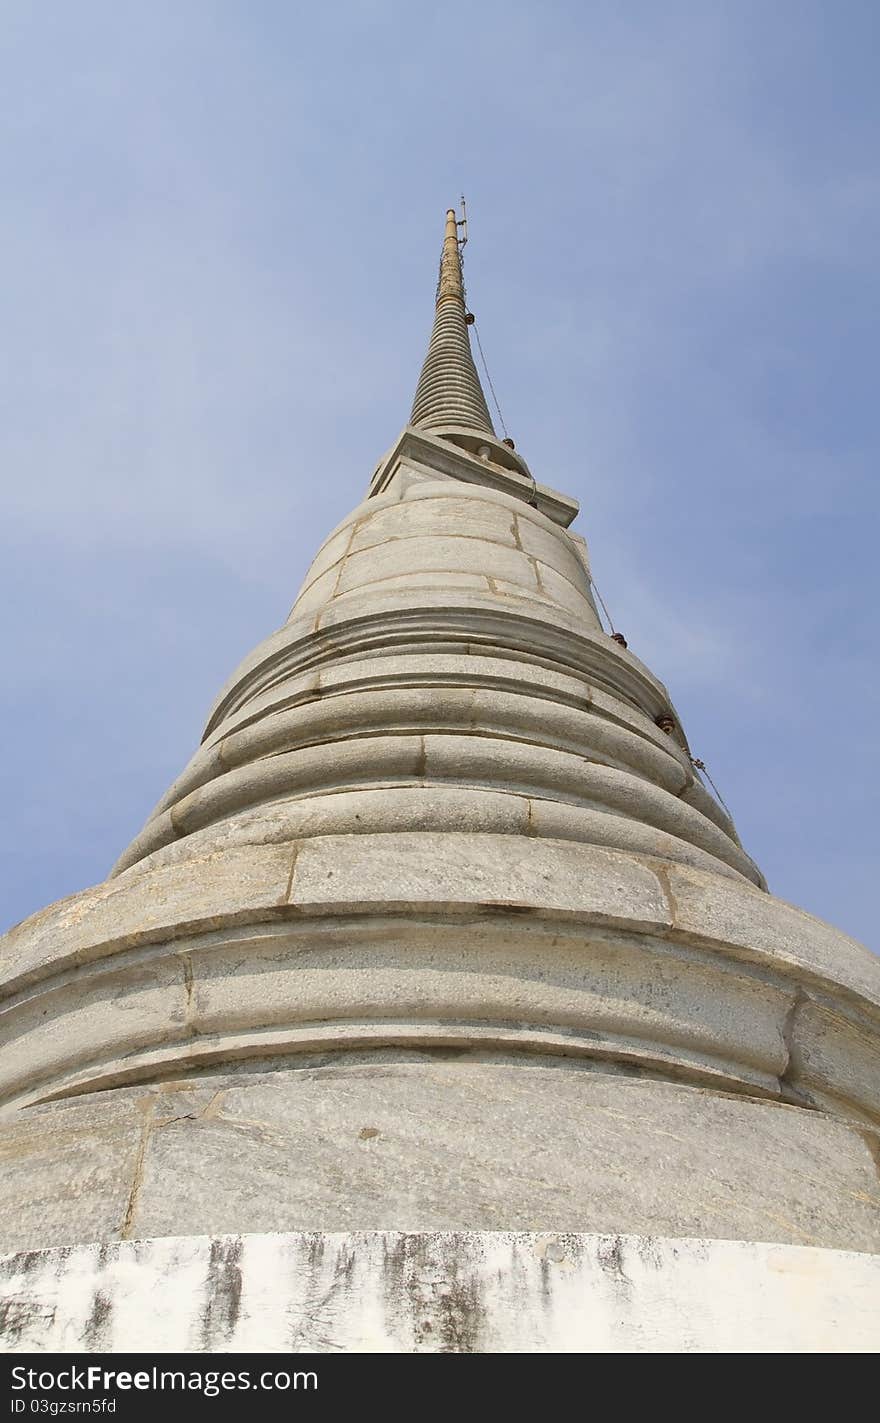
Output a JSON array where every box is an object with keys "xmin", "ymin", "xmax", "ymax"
[
  {"xmin": 0, "ymin": 955, "xmax": 188, "ymax": 1103},
  {"xmin": 1, "ymin": 845, "xmax": 295, "ymax": 992},
  {"xmin": 313, "ymin": 585, "xmax": 587, "ymax": 636},
  {"xmin": 680, "ymin": 777, "xmax": 740, "ymax": 841},
  {"xmin": 399, "ymin": 472, "xmax": 575, "ymax": 528},
  {"xmin": 123, "ymin": 789, "xmax": 746, "ymax": 885},
  {"xmin": 346, "ymin": 495, "xmax": 521, "ymax": 554},
  {"xmin": 788, "ymin": 997, "xmax": 880, "ymax": 1121},
  {"xmin": 206, "ymin": 687, "xmax": 687, "ymax": 798},
  {"xmin": 181, "ymin": 918, "xmax": 792, "ymax": 1090},
  {"xmin": 331, "ymin": 570, "xmax": 491, "ymax": 602},
  {"xmin": 0, "ymin": 1092, "xmax": 147, "ymax": 1252},
  {"xmin": 532, "ymin": 560, "xmax": 593, "ymax": 615},
  {"xmin": 665, "ymin": 862, "xmax": 880, "ymax": 1005},
  {"xmin": 202, "ymin": 598, "xmax": 672, "ymax": 748},
  {"xmin": 415, "ymin": 736, "xmax": 756, "ymax": 877},
  {"xmin": 5, "ymin": 825, "xmax": 876, "ymax": 1116},
  {"xmin": 515, "ymin": 511, "xmax": 587, "ymax": 575},
  {"xmin": 196, "ymin": 650, "xmax": 687, "ymax": 788},
  {"xmin": 129, "ymin": 789, "xmax": 533, "ymax": 870},
  {"xmin": 287, "ymin": 832, "xmax": 671, "ymax": 927},
  {"xmin": 227, "ymin": 651, "xmax": 593, "ymax": 732},
  {"xmin": 0, "ymin": 913, "xmax": 802, "ymax": 1107},
  {"xmin": 334, "ymin": 535, "xmax": 543, "ymax": 598},
  {"xmin": 590, "ymin": 683, "xmax": 693, "ymax": 775},
  {"xmin": 388, "ymin": 441, "xmax": 541, "ymax": 510},
  {"xmin": 479, "ymin": 578, "xmax": 569, "ymax": 615},
  {"xmin": 168, "ymin": 736, "xmax": 430, "ymax": 835},
  {"xmin": 0, "ymin": 1070, "xmax": 877, "ymax": 1254},
  {"xmin": 524, "ymin": 798, "xmax": 736, "ymax": 876},
  {"xmin": 2, "ymin": 1230, "xmax": 877, "ymax": 1353}
]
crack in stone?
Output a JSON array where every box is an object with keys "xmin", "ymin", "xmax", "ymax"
[
  {"xmin": 779, "ymin": 991, "xmax": 807, "ymax": 1084},
  {"xmin": 119, "ymin": 1098, "xmax": 155, "ymax": 1241},
  {"xmin": 524, "ymin": 554, "xmax": 544, "ymax": 593},
  {"xmin": 284, "ymin": 845, "xmax": 301, "ymax": 904},
  {"xmin": 413, "ymin": 736, "xmax": 427, "ymax": 779},
  {"xmin": 155, "ymin": 1088, "xmax": 228, "ymax": 1130},
  {"xmin": 649, "ymin": 863, "xmax": 678, "ymax": 928},
  {"xmin": 180, "ymin": 953, "xmax": 195, "ymax": 1031},
  {"xmin": 324, "ymin": 519, "xmax": 362, "ymax": 602},
  {"xmin": 856, "ymin": 1126, "xmax": 880, "ymax": 1185}
]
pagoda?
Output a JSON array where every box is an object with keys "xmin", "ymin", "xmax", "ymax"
[{"xmin": 0, "ymin": 209, "xmax": 877, "ymax": 1352}]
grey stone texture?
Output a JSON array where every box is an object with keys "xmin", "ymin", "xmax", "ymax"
[
  {"xmin": 2, "ymin": 828, "xmax": 878, "ymax": 1122},
  {"xmin": 0, "ymin": 330, "xmax": 877, "ymax": 1295},
  {"xmin": 0, "ymin": 1069, "xmax": 878, "ymax": 1256},
  {"xmin": 110, "ymin": 451, "xmax": 762, "ymax": 897}
]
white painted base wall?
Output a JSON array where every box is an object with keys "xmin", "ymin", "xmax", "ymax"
[{"xmin": 2, "ymin": 1232, "xmax": 877, "ymax": 1353}]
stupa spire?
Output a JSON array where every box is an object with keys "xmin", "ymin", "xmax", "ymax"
[{"xmin": 409, "ymin": 205, "xmax": 496, "ymax": 434}]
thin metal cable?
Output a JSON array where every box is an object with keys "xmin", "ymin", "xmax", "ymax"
[
  {"xmin": 592, "ymin": 557, "xmax": 733, "ymax": 822},
  {"xmin": 472, "ymin": 321, "xmax": 510, "ymax": 440},
  {"xmin": 589, "ymin": 576, "xmax": 617, "ymax": 635},
  {"xmin": 690, "ymin": 757, "xmax": 734, "ymax": 821}
]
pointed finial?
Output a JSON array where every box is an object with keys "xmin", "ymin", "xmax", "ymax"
[
  {"xmin": 437, "ymin": 208, "xmax": 464, "ymax": 305},
  {"xmin": 409, "ymin": 205, "xmax": 496, "ymax": 435}
]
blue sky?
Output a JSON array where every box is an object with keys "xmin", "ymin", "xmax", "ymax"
[{"xmin": 1, "ymin": 0, "xmax": 877, "ymax": 947}]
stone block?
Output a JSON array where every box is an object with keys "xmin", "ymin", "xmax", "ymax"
[
  {"xmin": 182, "ymin": 901, "xmax": 793, "ymax": 1089},
  {"xmin": 211, "ymin": 685, "xmax": 686, "ymax": 800},
  {"xmin": 484, "ymin": 579, "xmax": 562, "ymax": 611},
  {"xmin": 664, "ymin": 862, "xmax": 880, "ymax": 1005},
  {"xmin": 170, "ymin": 736, "xmax": 426, "ymax": 836},
  {"xmin": 590, "ymin": 686, "xmax": 694, "ymax": 775},
  {"xmin": 1, "ymin": 1068, "xmax": 870, "ymax": 1251},
  {"xmin": 525, "ymin": 800, "xmax": 745, "ymax": 881},
  {"xmin": 347, "ymin": 496, "xmax": 520, "ymax": 554},
  {"xmin": 534, "ymin": 560, "xmax": 595, "ymax": 616},
  {"xmin": 126, "ymin": 789, "xmax": 531, "ymax": 872},
  {"xmin": 679, "ymin": 778, "xmax": 739, "ymax": 842},
  {"xmin": 334, "ymin": 536, "xmax": 541, "ymax": 596},
  {"xmin": 0, "ymin": 1092, "xmax": 149, "ymax": 1253},
  {"xmin": 418, "ymin": 735, "xmax": 755, "ymax": 879},
  {"xmin": 111, "ymin": 809, "xmax": 178, "ymax": 877},
  {"xmin": 287, "ymin": 831, "xmax": 671, "ymax": 930},
  {"xmin": 1, "ymin": 846, "xmax": 296, "ymax": 993},
  {"xmin": 0, "ymin": 956, "xmax": 187, "ymax": 1105},
  {"xmin": 129, "ymin": 1069, "xmax": 880, "ymax": 1248},
  {"xmin": 514, "ymin": 513, "xmax": 590, "ymax": 584},
  {"xmin": 401, "ymin": 476, "xmax": 574, "ymax": 536},
  {"xmin": 313, "ymin": 587, "xmax": 586, "ymax": 642},
  {"xmin": 329, "ymin": 571, "xmax": 490, "ymax": 603},
  {"xmin": 788, "ymin": 997, "xmax": 880, "ymax": 1120}
]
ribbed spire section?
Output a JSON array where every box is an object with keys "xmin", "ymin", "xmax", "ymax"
[{"xmin": 409, "ymin": 207, "xmax": 496, "ymax": 435}]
